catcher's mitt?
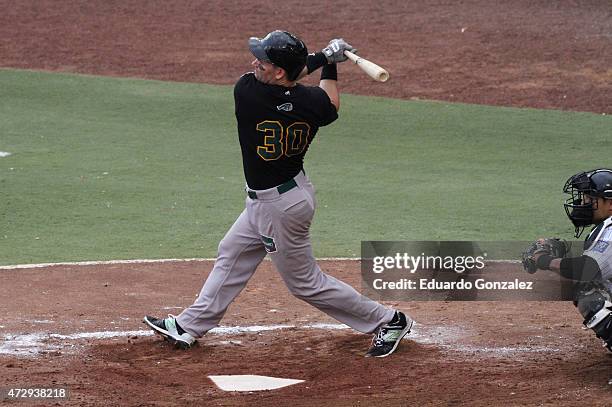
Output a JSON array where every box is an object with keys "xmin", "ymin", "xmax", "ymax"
[{"xmin": 521, "ymin": 238, "xmax": 570, "ymax": 274}]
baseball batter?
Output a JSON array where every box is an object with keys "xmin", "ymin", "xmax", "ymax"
[
  {"xmin": 524, "ymin": 168, "xmax": 612, "ymax": 352},
  {"xmin": 144, "ymin": 31, "xmax": 413, "ymax": 358}
]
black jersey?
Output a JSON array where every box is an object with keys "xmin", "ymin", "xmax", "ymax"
[{"xmin": 234, "ymin": 72, "xmax": 338, "ymax": 190}]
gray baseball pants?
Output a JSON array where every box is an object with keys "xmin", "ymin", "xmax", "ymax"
[{"xmin": 176, "ymin": 171, "xmax": 394, "ymax": 337}]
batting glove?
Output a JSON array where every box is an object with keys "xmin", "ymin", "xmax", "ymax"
[{"xmin": 322, "ymin": 39, "xmax": 357, "ymax": 63}]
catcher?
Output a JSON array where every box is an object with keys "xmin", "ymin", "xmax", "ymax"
[{"xmin": 522, "ymin": 168, "xmax": 612, "ymax": 352}]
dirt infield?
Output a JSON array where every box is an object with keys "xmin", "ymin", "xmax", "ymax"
[
  {"xmin": 0, "ymin": 0, "xmax": 610, "ymax": 113},
  {"xmin": 1, "ymin": 260, "xmax": 611, "ymax": 406},
  {"xmin": 1, "ymin": 1, "xmax": 612, "ymax": 405}
]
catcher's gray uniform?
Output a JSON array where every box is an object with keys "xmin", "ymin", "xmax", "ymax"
[
  {"xmin": 583, "ymin": 216, "xmax": 612, "ymax": 292},
  {"xmin": 576, "ymin": 215, "xmax": 612, "ymax": 351}
]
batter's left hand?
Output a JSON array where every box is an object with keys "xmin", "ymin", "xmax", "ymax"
[{"xmin": 322, "ymin": 39, "xmax": 357, "ymax": 63}]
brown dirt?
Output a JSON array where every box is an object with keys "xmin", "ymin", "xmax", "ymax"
[
  {"xmin": 1, "ymin": 261, "xmax": 611, "ymax": 406},
  {"xmin": 0, "ymin": 0, "xmax": 610, "ymax": 113},
  {"xmin": 1, "ymin": 1, "xmax": 612, "ymax": 405}
]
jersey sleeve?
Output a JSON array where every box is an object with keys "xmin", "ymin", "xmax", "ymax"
[
  {"xmin": 309, "ymin": 86, "xmax": 338, "ymax": 127},
  {"xmin": 234, "ymin": 73, "xmax": 255, "ymax": 104},
  {"xmin": 234, "ymin": 73, "xmax": 257, "ymax": 121}
]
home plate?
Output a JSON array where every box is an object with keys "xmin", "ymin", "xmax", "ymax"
[{"xmin": 208, "ymin": 375, "xmax": 304, "ymax": 392}]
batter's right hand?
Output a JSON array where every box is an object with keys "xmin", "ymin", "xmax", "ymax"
[{"xmin": 322, "ymin": 39, "xmax": 357, "ymax": 63}]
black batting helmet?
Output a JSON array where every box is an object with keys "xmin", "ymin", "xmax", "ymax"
[
  {"xmin": 563, "ymin": 168, "xmax": 612, "ymax": 237},
  {"xmin": 248, "ymin": 30, "xmax": 308, "ymax": 81}
]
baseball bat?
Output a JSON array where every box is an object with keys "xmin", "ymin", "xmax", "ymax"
[{"xmin": 344, "ymin": 50, "xmax": 389, "ymax": 82}]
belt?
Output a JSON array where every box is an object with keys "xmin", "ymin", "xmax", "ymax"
[{"xmin": 247, "ymin": 178, "xmax": 298, "ymax": 199}]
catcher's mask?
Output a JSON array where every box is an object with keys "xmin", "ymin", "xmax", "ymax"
[
  {"xmin": 563, "ymin": 168, "xmax": 612, "ymax": 237},
  {"xmin": 248, "ymin": 30, "xmax": 308, "ymax": 81}
]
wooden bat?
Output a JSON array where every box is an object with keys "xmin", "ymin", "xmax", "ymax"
[{"xmin": 344, "ymin": 50, "xmax": 389, "ymax": 82}]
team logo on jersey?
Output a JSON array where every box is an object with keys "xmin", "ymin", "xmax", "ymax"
[
  {"xmin": 261, "ymin": 235, "xmax": 277, "ymax": 253},
  {"xmin": 277, "ymin": 102, "xmax": 293, "ymax": 112},
  {"xmin": 592, "ymin": 240, "xmax": 609, "ymax": 253}
]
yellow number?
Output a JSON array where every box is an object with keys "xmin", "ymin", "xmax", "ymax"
[
  {"xmin": 256, "ymin": 121, "xmax": 284, "ymax": 161},
  {"xmin": 256, "ymin": 121, "xmax": 311, "ymax": 161},
  {"xmin": 285, "ymin": 122, "xmax": 311, "ymax": 157}
]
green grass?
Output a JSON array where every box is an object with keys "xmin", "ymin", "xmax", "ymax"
[{"xmin": 1, "ymin": 69, "xmax": 610, "ymax": 264}]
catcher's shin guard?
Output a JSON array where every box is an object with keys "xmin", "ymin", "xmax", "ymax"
[{"xmin": 576, "ymin": 290, "xmax": 612, "ymax": 351}]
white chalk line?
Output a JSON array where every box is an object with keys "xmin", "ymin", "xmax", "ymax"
[
  {"xmin": 0, "ymin": 324, "xmax": 345, "ymax": 356},
  {"xmin": 0, "ymin": 257, "xmax": 519, "ymax": 270},
  {"xmin": 1, "ymin": 322, "xmax": 556, "ymax": 358},
  {"xmin": 0, "ymin": 258, "xmax": 220, "ymax": 270}
]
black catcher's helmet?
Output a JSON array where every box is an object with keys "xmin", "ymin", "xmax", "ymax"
[
  {"xmin": 248, "ymin": 30, "xmax": 308, "ymax": 81},
  {"xmin": 563, "ymin": 168, "xmax": 612, "ymax": 237}
]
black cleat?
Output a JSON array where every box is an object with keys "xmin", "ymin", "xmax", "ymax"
[
  {"xmin": 143, "ymin": 315, "xmax": 196, "ymax": 349},
  {"xmin": 366, "ymin": 311, "xmax": 413, "ymax": 358}
]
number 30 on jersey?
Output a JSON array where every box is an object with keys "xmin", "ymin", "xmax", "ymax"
[{"xmin": 256, "ymin": 121, "xmax": 311, "ymax": 161}]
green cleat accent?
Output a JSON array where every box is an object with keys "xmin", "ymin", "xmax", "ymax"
[{"xmin": 365, "ymin": 311, "xmax": 413, "ymax": 358}]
